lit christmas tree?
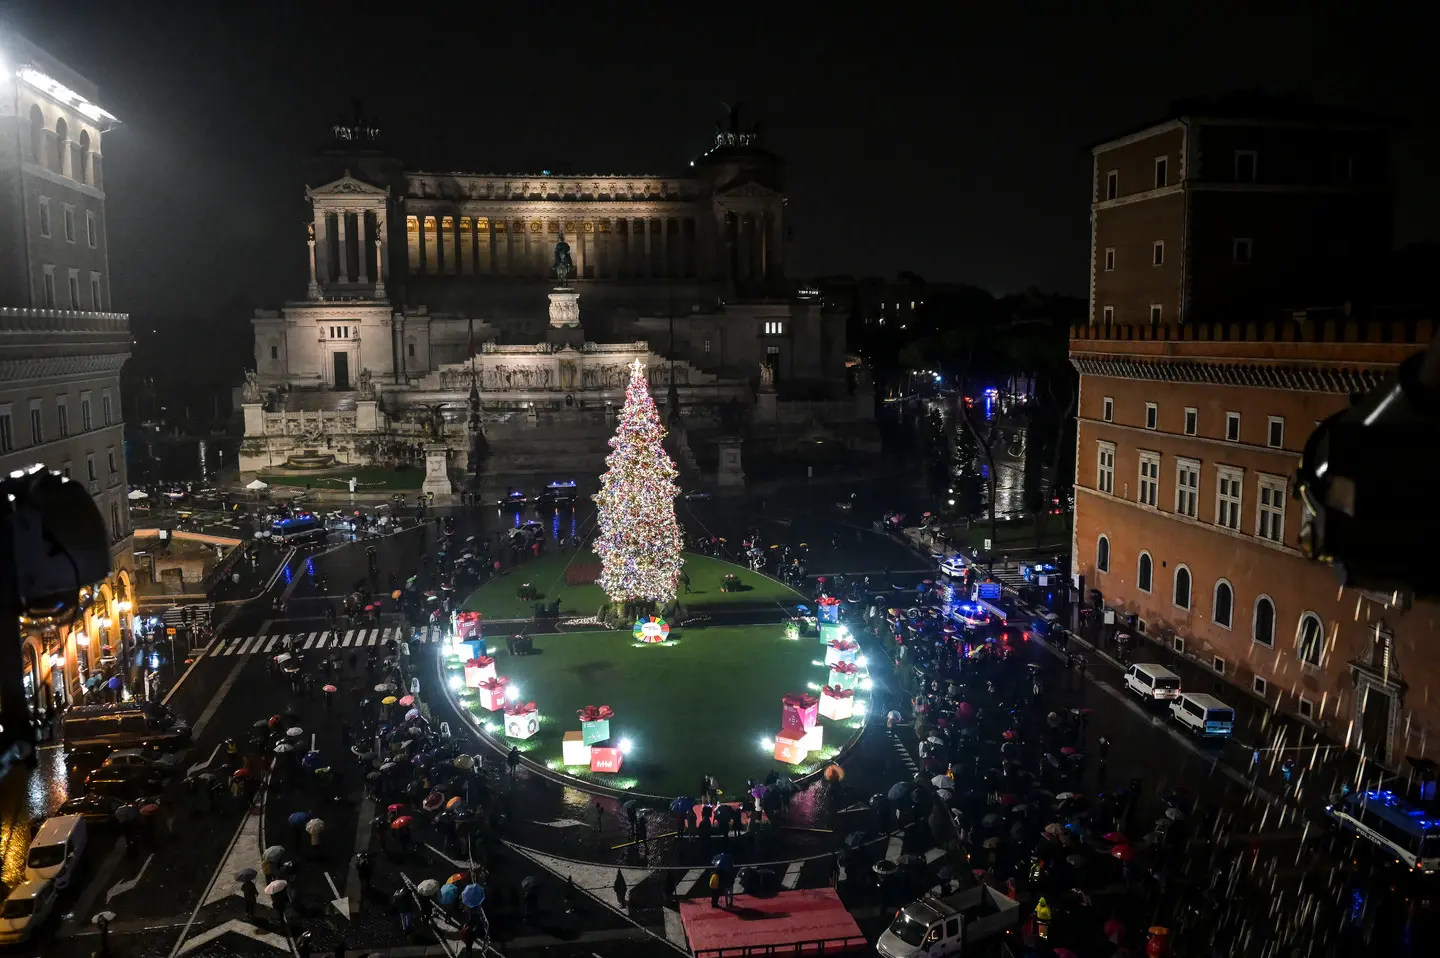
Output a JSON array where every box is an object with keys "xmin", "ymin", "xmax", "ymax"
[{"xmin": 594, "ymin": 359, "xmax": 685, "ymax": 606}]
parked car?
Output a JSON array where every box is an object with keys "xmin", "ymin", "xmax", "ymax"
[
  {"xmin": 84, "ymin": 767, "xmax": 165, "ymax": 803},
  {"xmin": 102, "ymin": 748, "xmax": 179, "ymax": 773},
  {"xmin": 0, "ymin": 880, "xmax": 59, "ymax": 944},
  {"xmin": 682, "ymin": 489, "xmax": 715, "ymax": 501},
  {"xmin": 54, "ymin": 793, "xmax": 127, "ymax": 826}
]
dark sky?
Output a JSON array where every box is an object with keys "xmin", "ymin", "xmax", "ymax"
[{"xmin": 7, "ymin": 3, "xmax": 1438, "ymax": 327}]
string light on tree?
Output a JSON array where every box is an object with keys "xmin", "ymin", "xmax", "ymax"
[{"xmin": 593, "ymin": 359, "xmax": 685, "ymax": 605}]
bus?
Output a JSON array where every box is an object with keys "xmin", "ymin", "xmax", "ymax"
[
  {"xmin": 271, "ymin": 513, "xmax": 326, "ymax": 544},
  {"xmin": 1326, "ymin": 788, "xmax": 1440, "ymax": 874}
]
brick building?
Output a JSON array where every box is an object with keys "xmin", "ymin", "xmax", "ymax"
[{"xmin": 1070, "ymin": 314, "xmax": 1435, "ymax": 765}]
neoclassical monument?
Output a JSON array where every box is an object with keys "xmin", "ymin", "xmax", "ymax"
[{"xmin": 241, "ymin": 110, "xmax": 876, "ymax": 491}]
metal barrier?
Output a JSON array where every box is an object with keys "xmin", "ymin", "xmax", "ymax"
[{"xmin": 693, "ymin": 934, "xmax": 870, "ymax": 958}]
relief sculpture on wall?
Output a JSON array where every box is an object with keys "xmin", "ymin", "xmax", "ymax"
[{"xmin": 558, "ymin": 359, "xmax": 577, "ymax": 391}]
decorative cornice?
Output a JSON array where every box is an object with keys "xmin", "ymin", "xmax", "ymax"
[
  {"xmin": 0, "ymin": 352, "xmax": 128, "ymax": 383},
  {"xmin": 1070, "ymin": 355, "xmax": 1389, "ymax": 393}
]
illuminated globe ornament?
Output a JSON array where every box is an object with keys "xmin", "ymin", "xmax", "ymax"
[{"xmin": 633, "ymin": 615, "xmax": 670, "ymax": 644}]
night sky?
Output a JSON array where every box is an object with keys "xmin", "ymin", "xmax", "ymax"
[{"xmin": 7, "ymin": 3, "xmax": 1438, "ymax": 329}]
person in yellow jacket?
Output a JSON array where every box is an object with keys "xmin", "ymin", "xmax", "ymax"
[{"xmin": 1034, "ymin": 897, "xmax": 1052, "ymax": 922}]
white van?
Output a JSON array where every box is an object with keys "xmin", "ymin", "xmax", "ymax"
[
  {"xmin": 26, "ymin": 814, "xmax": 87, "ymax": 889},
  {"xmin": 1123, "ymin": 663, "xmax": 1182, "ymax": 702},
  {"xmin": 1170, "ymin": 692, "xmax": 1236, "ymax": 737},
  {"xmin": 0, "ymin": 880, "xmax": 58, "ymax": 944}
]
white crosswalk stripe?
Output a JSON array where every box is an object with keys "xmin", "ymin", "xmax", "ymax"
[{"xmin": 208, "ymin": 625, "xmax": 447, "ymax": 657}]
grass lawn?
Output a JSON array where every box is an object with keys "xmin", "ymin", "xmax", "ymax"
[
  {"xmin": 943, "ymin": 514, "xmax": 1073, "ymax": 552},
  {"xmin": 450, "ymin": 624, "xmax": 863, "ymax": 795},
  {"xmin": 462, "ymin": 551, "xmax": 803, "ymax": 620},
  {"xmin": 257, "ymin": 466, "xmax": 425, "ymax": 490}
]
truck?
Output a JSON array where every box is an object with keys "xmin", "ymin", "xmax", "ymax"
[{"xmin": 876, "ymin": 885, "xmax": 1020, "ymax": 958}]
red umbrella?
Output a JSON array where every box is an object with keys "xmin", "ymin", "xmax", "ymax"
[
  {"xmin": 140, "ymin": 803, "xmax": 160, "ymax": 816},
  {"xmin": 391, "ymin": 815, "xmax": 414, "ymax": 830},
  {"xmin": 388, "ymin": 803, "xmax": 407, "ymax": 816},
  {"xmin": 997, "ymin": 793, "xmax": 1019, "ymax": 806},
  {"xmin": 398, "ymin": 695, "xmax": 415, "ymax": 706},
  {"xmin": 268, "ymin": 715, "xmax": 283, "ymax": 728},
  {"xmin": 1110, "ymin": 844, "xmax": 1136, "ymax": 861},
  {"xmin": 1060, "ymin": 746, "xmax": 1078, "ymax": 756},
  {"xmin": 1103, "ymin": 831, "xmax": 1128, "ymax": 844},
  {"xmin": 323, "ymin": 684, "xmax": 338, "ymax": 693},
  {"xmin": 957, "ymin": 702, "xmax": 975, "ymax": 718},
  {"xmin": 1002, "ymin": 729, "xmax": 1016, "ymax": 741},
  {"xmin": 232, "ymin": 768, "xmax": 251, "ymax": 780},
  {"xmin": 422, "ymin": 792, "xmax": 444, "ymax": 811}
]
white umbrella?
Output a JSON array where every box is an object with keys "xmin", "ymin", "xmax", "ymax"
[
  {"xmin": 416, "ymin": 879, "xmax": 441, "ymax": 897},
  {"xmin": 930, "ymin": 774, "xmax": 951, "ymax": 789},
  {"xmin": 265, "ymin": 879, "xmax": 288, "ymax": 895},
  {"xmin": 286, "ymin": 727, "xmax": 304, "ymax": 738},
  {"xmin": 245, "ymin": 478, "xmax": 269, "ymax": 491},
  {"xmin": 127, "ymin": 489, "xmax": 149, "ymax": 500},
  {"xmin": 305, "ymin": 818, "xmax": 325, "ymax": 836}
]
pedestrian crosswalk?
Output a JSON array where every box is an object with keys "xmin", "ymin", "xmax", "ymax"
[{"xmin": 205, "ymin": 625, "xmax": 445, "ymax": 657}]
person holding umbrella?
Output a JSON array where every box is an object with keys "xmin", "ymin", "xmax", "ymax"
[
  {"xmin": 267, "ymin": 880, "xmax": 291, "ymax": 928},
  {"xmin": 237, "ymin": 869, "xmax": 258, "ymax": 918}
]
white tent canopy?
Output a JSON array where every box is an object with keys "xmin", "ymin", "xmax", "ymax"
[
  {"xmin": 126, "ymin": 489, "xmax": 149, "ymax": 500},
  {"xmin": 245, "ymin": 478, "xmax": 269, "ymax": 491}
]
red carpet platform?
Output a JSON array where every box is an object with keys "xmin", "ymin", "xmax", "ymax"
[{"xmin": 679, "ymin": 888, "xmax": 868, "ymax": 957}]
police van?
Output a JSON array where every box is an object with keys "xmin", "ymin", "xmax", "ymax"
[
  {"xmin": 1327, "ymin": 788, "xmax": 1440, "ymax": 874},
  {"xmin": 1168, "ymin": 691, "xmax": 1235, "ymax": 737}
]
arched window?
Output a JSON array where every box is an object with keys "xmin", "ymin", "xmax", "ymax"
[
  {"xmin": 53, "ymin": 116, "xmax": 67, "ymax": 173},
  {"xmin": 30, "ymin": 105, "xmax": 46, "ymax": 166},
  {"xmin": 1253, "ymin": 595, "xmax": 1275, "ymax": 647},
  {"xmin": 1096, "ymin": 535, "xmax": 1110, "ymax": 573},
  {"xmin": 1137, "ymin": 551, "xmax": 1153, "ymax": 593},
  {"xmin": 1297, "ymin": 612, "xmax": 1324, "ymax": 667},
  {"xmin": 78, "ymin": 130, "xmax": 92, "ymax": 184},
  {"xmin": 1213, "ymin": 580, "xmax": 1234, "ymax": 629},
  {"xmin": 1173, "ymin": 566, "xmax": 1191, "ymax": 610}
]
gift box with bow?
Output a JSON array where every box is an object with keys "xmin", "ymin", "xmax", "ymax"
[
  {"xmin": 477, "ymin": 676, "xmax": 509, "ymax": 712},
  {"xmin": 816, "ymin": 595, "xmax": 842, "ymax": 624},
  {"xmin": 503, "ymin": 701, "xmax": 539, "ymax": 739},
  {"xmin": 590, "ymin": 745, "xmax": 623, "ymax": 773},
  {"xmin": 773, "ymin": 729, "xmax": 807, "ymax": 765},
  {"xmin": 781, "ymin": 692, "xmax": 819, "ymax": 733},
  {"xmin": 464, "ymin": 656, "xmax": 497, "ymax": 688},
  {"xmin": 828, "ymin": 661, "xmax": 859, "ymax": 691},
  {"xmin": 819, "ymin": 685, "xmax": 856, "ymax": 721},
  {"xmin": 576, "ymin": 705, "xmax": 615, "ymax": 745},
  {"xmin": 818, "ymin": 621, "xmax": 847, "ymax": 645},
  {"xmin": 454, "ymin": 611, "xmax": 484, "ymax": 642},
  {"xmin": 824, "ymin": 639, "xmax": 860, "ymax": 667}
]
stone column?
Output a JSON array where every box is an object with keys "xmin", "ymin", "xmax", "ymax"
[
  {"xmin": 315, "ymin": 213, "xmax": 331, "ymax": 285},
  {"xmin": 737, "ymin": 214, "xmax": 751, "ymax": 283},
  {"xmin": 768, "ymin": 205, "xmax": 784, "ymax": 279},
  {"xmin": 418, "ymin": 217, "xmax": 428, "ymax": 273},
  {"xmin": 357, "ymin": 211, "xmax": 370, "ymax": 285},
  {"xmin": 661, "ymin": 217, "xmax": 670, "ymax": 278},
  {"xmin": 575, "ymin": 220, "xmax": 586, "ymax": 279},
  {"xmin": 375, "ymin": 211, "xmax": 388, "ymax": 298},
  {"xmin": 642, "ymin": 217, "xmax": 653, "ymax": 277},
  {"xmin": 337, "ymin": 212, "xmax": 352, "ymax": 283},
  {"xmin": 307, "ymin": 230, "xmax": 320, "ymax": 300},
  {"xmin": 58, "ymin": 137, "xmax": 72, "ymax": 178}
]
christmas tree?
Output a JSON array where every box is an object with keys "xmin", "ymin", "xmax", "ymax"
[{"xmin": 594, "ymin": 359, "xmax": 686, "ymax": 606}]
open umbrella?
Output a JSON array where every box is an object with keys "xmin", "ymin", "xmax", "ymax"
[
  {"xmin": 399, "ymin": 694, "xmax": 415, "ymax": 706},
  {"xmin": 263, "ymin": 845, "xmax": 286, "ymax": 862},
  {"xmin": 323, "ymin": 684, "xmax": 338, "ymax": 693},
  {"xmin": 306, "ymin": 817, "xmax": 325, "ymax": 836},
  {"xmin": 286, "ymin": 727, "xmax": 304, "ymax": 738},
  {"xmin": 288, "ymin": 811, "xmax": 310, "ymax": 827},
  {"xmin": 375, "ymin": 682, "xmax": 396, "ymax": 693},
  {"xmin": 107, "ymin": 675, "xmax": 123, "ymax": 690},
  {"xmin": 405, "ymin": 708, "xmax": 421, "ymax": 721},
  {"xmin": 274, "ymin": 743, "xmax": 294, "ymax": 754},
  {"xmin": 461, "ymin": 884, "xmax": 486, "ymax": 909},
  {"xmin": 235, "ymin": 868, "xmax": 258, "ymax": 882},
  {"xmin": 416, "ymin": 879, "xmax": 441, "ymax": 897},
  {"xmin": 931, "ymin": 774, "xmax": 952, "ymax": 789},
  {"xmin": 439, "ymin": 882, "xmax": 460, "ymax": 906},
  {"xmin": 423, "ymin": 792, "xmax": 444, "ymax": 812},
  {"xmin": 388, "ymin": 803, "xmax": 407, "ymax": 816},
  {"xmin": 114, "ymin": 805, "xmax": 139, "ymax": 823},
  {"xmin": 391, "ymin": 815, "xmax": 414, "ymax": 830},
  {"xmin": 1165, "ymin": 807, "xmax": 1186, "ymax": 821},
  {"xmin": 886, "ymin": 782, "xmax": 910, "ymax": 802},
  {"xmin": 1110, "ymin": 844, "xmax": 1136, "ymax": 861},
  {"xmin": 670, "ymin": 797, "xmax": 694, "ymax": 814},
  {"xmin": 140, "ymin": 804, "xmax": 160, "ymax": 816},
  {"xmin": 446, "ymin": 795, "xmax": 466, "ymax": 810},
  {"xmin": 265, "ymin": 880, "xmax": 288, "ymax": 895},
  {"xmin": 1102, "ymin": 831, "xmax": 1128, "ymax": 844}
]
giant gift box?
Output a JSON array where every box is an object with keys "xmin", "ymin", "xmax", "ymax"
[
  {"xmin": 800, "ymin": 724, "xmax": 824, "ymax": 752},
  {"xmin": 828, "ymin": 661, "xmax": 859, "ymax": 691},
  {"xmin": 464, "ymin": 656, "xmax": 497, "ymax": 688},
  {"xmin": 824, "ymin": 639, "xmax": 859, "ymax": 667},
  {"xmin": 817, "ymin": 596, "xmax": 841, "ymax": 624},
  {"xmin": 577, "ymin": 705, "xmax": 614, "ymax": 745},
  {"xmin": 820, "ymin": 685, "xmax": 855, "ymax": 721},
  {"xmin": 590, "ymin": 745, "xmax": 624, "ymax": 773},
  {"xmin": 773, "ymin": 729, "xmax": 807, "ymax": 765},
  {"xmin": 562, "ymin": 731, "xmax": 592, "ymax": 766},
  {"xmin": 478, "ymin": 677, "xmax": 509, "ymax": 711},
  {"xmin": 454, "ymin": 610, "xmax": 484, "ymax": 642},
  {"xmin": 817, "ymin": 621, "xmax": 847, "ymax": 646},
  {"xmin": 503, "ymin": 701, "xmax": 540, "ymax": 739},
  {"xmin": 781, "ymin": 692, "xmax": 819, "ymax": 733}
]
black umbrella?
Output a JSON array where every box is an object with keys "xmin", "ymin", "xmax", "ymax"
[{"xmin": 886, "ymin": 782, "xmax": 910, "ymax": 803}]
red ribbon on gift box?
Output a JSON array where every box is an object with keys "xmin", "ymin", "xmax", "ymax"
[
  {"xmin": 479, "ymin": 677, "xmax": 509, "ymax": 692},
  {"xmin": 504, "ymin": 700, "xmax": 538, "ymax": 716},
  {"xmin": 817, "ymin": 596, "xmax": 842, "ymax": 607},
  {"xmin": 827, "ymin": 639, "xmax": 859, "ymax": 652},
  {"xmin": 576, "ymin": 705, "xmax": 614, "ymax": 723},
  {"xmin": 829, "ymin": 661, "xmax": 859, "ymax": 675},
  {"xmin": 822, "ymin": 685, "xmax": 855, "ymax": 700},
  {"xmin": 466, "ymin": 656, "xmax": 495, "ymax": 669},
  {"xmin": 782, "ymin": 692, "xmax": 818, "ymax": 711}
]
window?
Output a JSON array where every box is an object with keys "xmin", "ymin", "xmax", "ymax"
[
  {"xmin": 1213, "ymin": 656, "xmax": 1226, "ymax": 675},
  {"xmin": 1297, "ymin": 613, "xmax": 1324, "ymax": 667},
  {"xmin": 1172, "ymin": 635, "xmax": 1184, "ymax": 654},
  {"xmin": 1332, "ymin": 152, "xmax": 1353, "ymax": 183},
  {"xmin": 703, "ymin": 339, "xmax": 712, "ymax": 353},
  {"xmin": 107, "ymin": 448, "xmax": 117, "ymax": 475},
  {"xmin": 1096, "ymin": 535, "xmax": 1110, "ymax": 573},
  {"xmin": 1225, "ymin": 411, "xmax": 1240, "ymax": 442},
  {"xmin": 1105, "ymin": 170, "xmax": 1118, "ymax": 200},
  {"xmin": 1173, "ymin": 566, "xmax": 1192, "ymax": 609},
  {"xmin": 763, "ymin": 321, "xmax": 785, "ymax": 335},
  {"xmin": 1102, "ymin": 397, "xmax": 1113, "ymax": 422},
  {"xmin": 407, "ymin": 342, "xmax": 416, "ymax": 358},
  {"xmin": 86, "ymin": 210, "xmax": 98, "ymax": 248},
  {"xmin": 67, "ymin": 269, "xmax": 80, "ymax": 308},
  {"xmin": 1267, "ymin": 417, "xmax": 1284, "ymax": 448},
  {"xmin": 1102, "ymin": 305, "xmax": 1114, "ymax": 324},
  {"xmin": 1103, "ymin": 247, "xmax": 1115, "ymax": 271},
  {"xmin": 1137, "ymin": 552, "xmax": 1153, "ymax": 593},
  {"xmin": 1149, "ymin": 304, "xmax": 1162, "ymax": 324},
  {"xmin": 1252, "ymin": 675, "xmax": 1268, "ymax": 698},
  {"xmin": 63, "ymin": 205, "xmax": 75, "ymax": 243},
  {"xmin": 1183, "ymin": 407, "xmax": 1197, "ymax": 436},
  {"xmin": 1154, "ymin": 156, "xmax": 1168, "ymax": 189},
  {"xmin": 1216, "ymin": 466, "xmax": 1243, "ymax": 529},
  {"xmin": 86, "ymin": 455, "xmax": 97, "ymax": 482},
  {"xmin": 81, "ymin": 396, "xmax": 92, "ymax": 431},
  {"xmin": 1144, "ymin": 402, "xmax": 1158, "ymax": 430},
  {"xmin": 1257, "ymin": 475, "xmax": 1286, "ymax": 541},
  {"xmin": 1175, "ymin": 458, "xmax": 1199, "ymax": 517},
  {"xmin": 1096, "ymin": 441, "xmax": 1115, "ymax": 494},
  {"xmin": 1152, "ymin": 241, "xmax": 1165, "ymax": 266},
  {"xmin": 102, "ymin": 394, "xmax": 113, "ymax": 426},
  {"xmin": 766, "ymin": 345, "xmax": 780, "ymax": 357},
  {"xmin": 111, "ymin": 501, "xmax": 122, "ymax": 541},
  {"xmin": 1298, "ymin": 697, "xmax": 1315, "ymax": 720},
  {"xmin": 1253, "ymin": 595, "xmax": 1275, "ymax": 647},
  {"xmin": 29, "ymin": 404, "xmax": 43, "ymax": 445},
  {"xmin": 90, "ymin": 272, "xmax": 102, "ymax": 309},
  {"xmin": 38, "ymin": 196, "xmax": 51, "ymax": 237},
  {"xmin": 1234, "ymin": 150, "xmax": 1258, "ymax": 182},
  {"xmin": 57, "ymin": 401, "xmax": 69, "ymax": 438},
  {"xmin": 1138, "ymin": 452, "xmax": 1159, "ymax": 506},
  {"xmin": 1233, "ymin": 237, "xmax": 1252, "ymax": 264},
  {"xmin": 42, "ymin": 266, "xmax": 57, "ymax": 308},
  {"xmin": 0, "ymin": 410, "xmax": 12, "ymax": 453},
  {"xmin": 1213, "ymin": 580, "xmax": 1233, "ymax": 629}
]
